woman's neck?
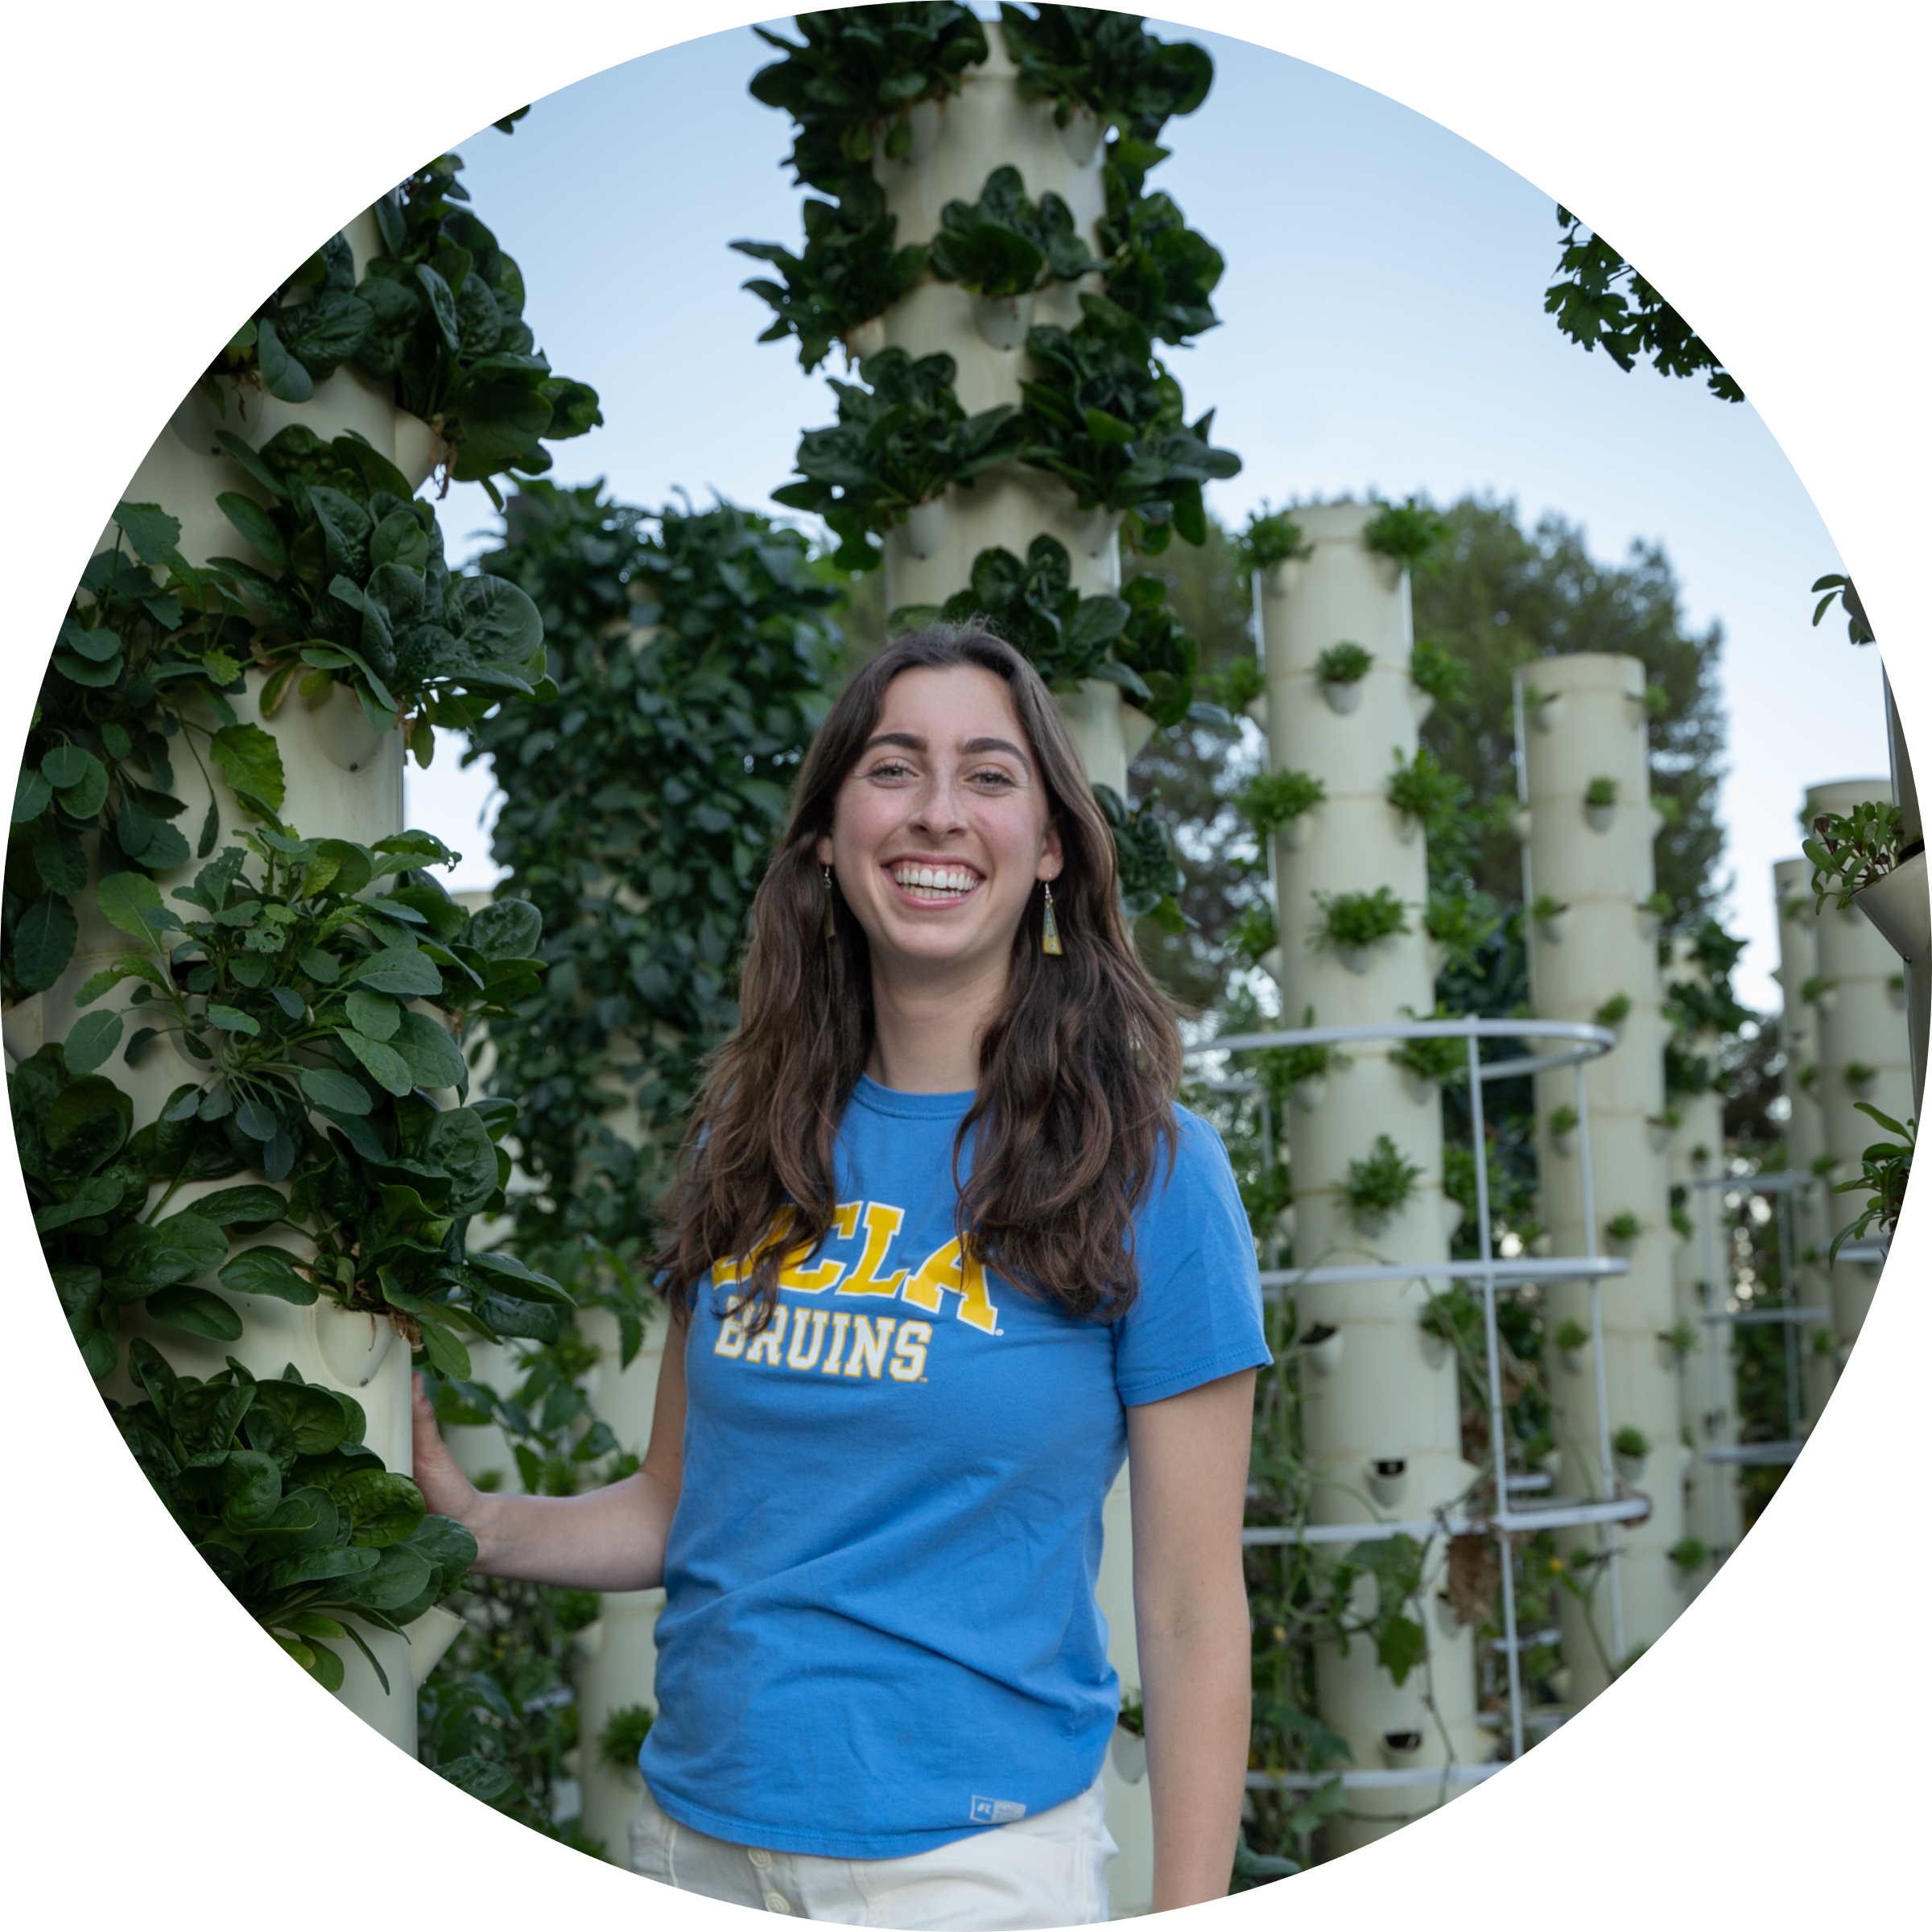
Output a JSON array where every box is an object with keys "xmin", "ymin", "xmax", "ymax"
[{"xmin": 865, "ymin": 955, "xmax": 1008, "ymax": 1094}]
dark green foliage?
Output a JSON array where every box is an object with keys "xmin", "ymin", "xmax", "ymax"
[
  {"xmin": 1096, "ymin": 782, "xmax": 1187, "ymax": 931},
  {"xmin": 599, "ymin": 1702, "xmax": 657, "ymax": 1770},
  {"xmin": 776, "ymin": 349, "xmax": 1024, "ymax": 570},
  {"xmin": 999, "ymin": 6, "xmax": 1212, "ymax": 141},
  {"xmin": 1096, "ymin": 187, "xmax": 1224, "ymax": 347},
  {"xmin": 1385, "ymin": 745, "xmax": 1469, "ymax": 844},
  {"xmin": 11, "ymin": 463, "xmax": 546, "ymax": 999},
  {"xmin": 1342, "ymin": 1133, "xmax": 1421, "ymax": 1226},
  {"xmin": 734, "ymin": 183, "xmax": 930, "ymax": 375},
  {"xmin": 1543, "ymin": 204, "xmax": 1742, "ymax": 403},
  {"xmin": 1233, "ymin": 507, "xmax": 1309, "ymax": 588},
  {"xmin": 1364, "ymin": 496, "xmax": 1451, "ymax": 568},
  {"xmin": 1409, "ymin": 637, "xmax": 1468, "ymax": 707},
  {"xmin": 111, "ymin": 1337, "xmax": 474, "ymax": 1693},
  {"xmin": 1412, "ymin": 495, "xmax": 1727, "ymax": 927},
  {"xmin": 467, "ymin": 483, "xmax": 843, "ymax": 1260},
  {"xmin": 209, "ymin": 149, "xmax": 600, "ymax": 501},
  {"xmin": 1018, "ymin": 295, "xmax": 1241, "ymax": 551},
  {"xmin": 15, "ymin": 828, "xmax": 558, "ymax": 1382},
  {"xmin": 1810, "ymin": 572, "xmax": 1873, "ymax": 646},
  {"xmin": 1315, "ymin": 641, "xmax": 1371, "ymax": 684},
  {"xmin": 928, "ymin": 166, "xmax": 1104, "ymax": 297},
  {"xmin": 1831, "ymin": 1102, "xmax": 1913, "ymax": 1262},
  {"xmin": 749, "ymin": 6, "xmax": 990, "ymax": 193},
  {"xmin": 1242, "ymin": 768, "xmax": 1324, "ymax": 838},
  {"xmin": 1805, "ymin": 798, "xmax": 1904, "ymax": 910},
  {"xmin": 1316, "ymin": 886, "xmax": 1409, "ymax": 951}
]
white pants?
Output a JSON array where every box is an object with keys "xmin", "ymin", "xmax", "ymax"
[{"xmin": 627, "ymin": 1775, "xmax": 1117, "ymax": 1929}]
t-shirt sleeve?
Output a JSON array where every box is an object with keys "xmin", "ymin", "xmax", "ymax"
[{"xmin": 1113, "ymin": 1108, "xmax": 1274, "ymax": 1406}]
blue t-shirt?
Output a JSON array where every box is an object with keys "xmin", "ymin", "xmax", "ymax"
[{"xmin": 639, "ymin": 1076, "xmax": 1270, "ymax": 1858}]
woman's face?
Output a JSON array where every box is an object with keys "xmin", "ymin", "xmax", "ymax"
[{"xmin": 816, "ymin": 664, "xmax": 1063, "ymax": 988}]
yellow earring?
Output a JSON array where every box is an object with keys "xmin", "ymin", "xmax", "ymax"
[
  {"xmin": 1041, "ymin": 880, "xmax": 1063, "ymax": 956},
  {"xmin": 823, "ymin": 866, "xmax": 837, "ymax": 940}
]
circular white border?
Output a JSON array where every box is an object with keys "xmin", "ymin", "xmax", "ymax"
[{"xmin": 5, "ymin": 5, "xmax": 1922, "ymax": 1922}]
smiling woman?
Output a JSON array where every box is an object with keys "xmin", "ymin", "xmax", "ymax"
[{"xmin": 410, "ymin": 621, "xmax": 1271, "ymax": 1925}]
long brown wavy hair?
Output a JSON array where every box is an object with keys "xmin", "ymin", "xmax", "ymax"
[{"xmin": 650, "ymin": 623, "xmax": 1183, "ymax": 1327}]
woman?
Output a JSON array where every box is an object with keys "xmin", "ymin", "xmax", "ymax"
[{"xmin": 412, "ymin": 625, "xmax": 1269, "ymax": 1926}]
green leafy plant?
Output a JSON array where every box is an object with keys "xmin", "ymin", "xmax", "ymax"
[
  {"xmin": 1530, "ymin": 892, "xmax": 1568, "ymax": 927},
  {"xmin": 1604, "ymin": 1212, "xmax": 1642, "ymax": 1245},
  {"xmin": 1241, "ymin": 767, "xmax": 1326, "ymax": 839},
  {"xmin": 1611, "ymin": 1425, "xmax": 1650, "ymax": 1459},
  {"xmin": 1829, "ymin": 1104, "xmax": 1913, "ymax": 1262},
  {"xmin": 598, "ymin": 1701, "xmax": 657, "ymax": 1772},
  {"xmin": 209, "ymin": 148, "xmax": 601, "ymax": 503},
  {"xmin": 1661, "ymin": 1319, "xmax": 1697, "ymax": 1360},
  {"xmin": 1315, "ymin": 886, "xmax": 1409, "ymax": 952},
  {"xmin": 1642, "ymin": 890, "xmax": 1675, "ymax": 923},
  {"xmin": 928, "ymin": 165, "xmax": 1104, "ymax": 296},
  {"xmin": 1227, "ymin": 903, "xmax": 1277, "ymax": 968},
  {"xmin": 469, "ymin": 483, "xmax": 844, "ymax": 1261},
  {"xmin": 733, "ymin": 186, "xmax": 930, "ymax": 374},
  {"xmin": 1117, "ymin": 1688, "xmax": 1146, "ymax": 1737},
  {"xmin": 1203, "ymin": 651, "xmax": 1264, "ymax": 716},
  {"xmin": 1542, "ymin": 204, "xmax": 1741, "ymax": 402},
  {"xmin": 1845, "ymin": 1060, "xmax": 1879, "ymax": 1088},
  {"xmin": 1810, "ymin": 572, "xmax": 1873, "ymax": 646},
  {"xmin": 905, "ymin": 534, "xmax": 1126, "ymax": 678},
  {"xmin": 749, "ymin": 5, "xmax": 990, "ymax": 184},
  {"xmin": 1800, "ymin": 974, "xmax": 1835, "ymax": 1005},
  {"xmin": 777, "ymin": 348, "xmax": 1024, "ymax": 569},
  {"xmin": 1805, "ymin": 799, "xmax": 1907, "ymax": 910},
  {"xmin": 1315, "ymin": 641, "xmax": 1372, "ymax": 686},
  {"xmin": 10, "ymin": 467, "xmax": 548, "ymax": 1000},
  {"xmin": 1234, "ymin": 506, "xmax": 1310, "ymax": 586},
  {"xmin": 1342, "ymin": 1134, "xmax": 1422, "ymax": 1230},
  {"xmin": 1553, "ymin": 1318, "xmax": 1589, "ymax": 1352},
  {"xmin": 1018, "ymin": 295, "xmax": 1241, "ymax": 551},
  {"xmin": 1389, "ymin": 1009, "xmax": 1466, "ymax": 1086},
  {"xmin": 1363, "ymin": 496, "xmax": 1451, "ymax": 568},
  {"xmin": 1423, "ymin": 885, "xmax": 1499, "ymax": 972},
  {"xmin": 1000, "ymin": 5, "xmax": 1212, "ymax": 140},
  {"xmin": 19, "ymin": 826, "xmax": 562, "ymax": 1382},
  {"xmin": 1594, "ymin": 993, "xmax": 1631, "ymax": 1030},
  {"xmin": 1096, "ymin": 782, "xmax": 1187, "ymax": 930},
  {"xmin": 1546, "ymin": 1104, "xmax": 1579, "ymax": 1137},
  {"xmin": 1668, "ymin": 1537, "xmax": 1708, "ymax": 1570},
  {"xmin": 1096, "ymin": 185, "xmax": 1224, "ymax": 347},
  {"xmin": 1385, "ymin": 745, "xmax": 1469, "ymax": 840},
  {"xmin": 1407, "ymin": 637, "xmax": 1468, "ymax": 707},
  {"xmin": 111, "ymin": 1336, "xmax": 475, "ymax": 1692},
  {"xmin": 1585, "ymin": 775, "xmax": 1619, "ymax": 809}
]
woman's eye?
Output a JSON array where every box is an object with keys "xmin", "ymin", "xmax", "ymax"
[
  {"xmin": 969, "ymin": 767, "xmax": 1017, "ymax": 789},
  {"xmin": 869, "ymin": 760, "xmax": 914, "ymax": 780}
]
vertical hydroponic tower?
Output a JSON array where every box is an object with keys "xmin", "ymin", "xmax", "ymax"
[
  {"xmin": 1517, "ymin": 653, "xmax": 1686, "ymax": 1703},
  {"xmin": 1804, "ymin": 778, "xmax": 1909, "ymax": 1364},
  {"xmin": 1771, "ymin": 858, "xmax": 1836, "ymax": 1425},
  {"xmin": 1257, "ymin": 500, "xmax": 1482, "ymax": 1847},
  {"xmin": 1662, "ymin": 936, "xmax": 1733, "ymax": 1581}
]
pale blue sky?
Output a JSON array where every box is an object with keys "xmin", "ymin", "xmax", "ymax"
[{"xmin": 411, "ymin": 17, "xmax": 1885, "ymax": 1010}]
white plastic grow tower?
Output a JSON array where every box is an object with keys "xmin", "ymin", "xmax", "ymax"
[
  {"xmin": 863, "ymin": 24, "xmax": 1155, "ymax": 1904},
  {"xmin": 1255, "ymin": 501, "xmax": 1482, "ymax": 1849},
  {"xmin": 1772, "ymin": 857, "xmax": 1838, "ymax": 1426},
  {"xmin": 1514, "ymin": 653, "xmax": 1686, "ymax": 1704},
  {"xmin": 6, "ymin": 207, "xmax": 460, "ymax": 1744},
  {"xmin": 868, "ymin": 22, "xmax": 1154, "ymax": 802},
  {"xmin": 1804, "ymin": 778, "xmax": 1909, "ymax": 1362},
  {"xmin": 1662, "ymin": 937, "xmax": 1733, "ymax": 1583}
]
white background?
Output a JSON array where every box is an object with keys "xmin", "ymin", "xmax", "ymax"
[{"xmin": 3, "ymin": 3, "xmax": 1925, "ymax": 1924}]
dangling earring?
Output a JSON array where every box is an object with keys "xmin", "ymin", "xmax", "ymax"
[
  {"xmin": 1041, "ymin": 880, "xmax": 1063, "ymax": 956},
  {"xmin": 823, "ymin": 865, "xmax": 838, "ymax": 940}
]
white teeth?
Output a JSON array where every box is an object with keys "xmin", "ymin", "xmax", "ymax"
[{"xmin": 892, "ymin": 865, "xmax": 976, "ymax": 898}]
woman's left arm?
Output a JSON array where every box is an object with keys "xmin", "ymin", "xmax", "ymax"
[{"xmin": 1127, "ymin": 1367, "xmax": 1257, "ymax": 1913}]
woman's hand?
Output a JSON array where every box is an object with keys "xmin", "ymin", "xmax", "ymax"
[
  {"xmin": 402, "ymin": 1323, "xmax": 690, "ymax": 1592},
  {"xmin": 1127, "ymin": 1368, "xmax": 1258, "ymax": 1912},
  {"xmin": 411, "ymin": 1374, "xmax": 499, "ymax": 1559}
]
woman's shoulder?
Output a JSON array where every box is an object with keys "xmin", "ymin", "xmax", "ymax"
[{"xmin": 1137, "ymin": 1102, "xmax": 1243, "ymax": 1221}]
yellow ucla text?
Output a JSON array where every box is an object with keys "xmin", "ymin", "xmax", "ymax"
[{"xmin": 713, "ymin": 1203, "xmax": 999, "ymax": 1336}]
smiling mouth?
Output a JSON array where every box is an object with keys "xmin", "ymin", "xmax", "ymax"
[{"xmin": 889, "ymin": 862, "xmax": 982, "ymax": 903}]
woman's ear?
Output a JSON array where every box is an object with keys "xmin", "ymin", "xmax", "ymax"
[
  {"xmin": 1037, "ymin": 818, "xmax": 1064, "ymax": 882},
  {"xmin": 815, "ymin": 832, "xmax": 834, "ymax": 868}
]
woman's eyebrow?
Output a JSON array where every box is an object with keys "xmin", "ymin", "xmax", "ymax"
[
  {"xmin": 960, "ymin": 736, "xmax": 1030, "ymax": 770},
  {"xmin": 861, "ymin": 731, "xmax": 925, "ymax": 753}
]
